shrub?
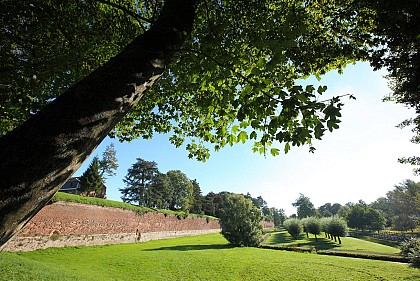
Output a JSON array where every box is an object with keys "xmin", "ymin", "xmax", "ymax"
[
  {"xmin": 326, "ymin": 217, "xmax": 348, "ymax": 244},
  {"xmin": 283, "ymin": 218, "xmax": 302, "ymax": 239},
  {"xmin": 305, "ymin": 217, "xmax": 321, "ymax": 241},
  {"xmin": 219, "ymin": 193, "xmax": 263, "ymax": 247},
  {"xmin": 400, "ymin": 238, "xmax": 420, "ymax": 266}
]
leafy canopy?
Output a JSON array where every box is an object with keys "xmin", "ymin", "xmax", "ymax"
[{"xmin": 3, "ymin": 0, "xmax": 411, "ymax": 162}]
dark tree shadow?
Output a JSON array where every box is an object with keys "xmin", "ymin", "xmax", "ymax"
[{"xmin": 144, "ymin": 244, "xmax": 235, "ymax": 251}]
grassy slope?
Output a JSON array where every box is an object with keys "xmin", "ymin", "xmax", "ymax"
[
  {"xmin": 265, "ymin": 231, "xmax": 400, "ymax": 254},
  {"xmin": 1, "ymin": 233, "xmax": 418, "ymax": 281},
  {"xmin": 51, "ymin": 192, "xmax": 217, "ymax": 220}
]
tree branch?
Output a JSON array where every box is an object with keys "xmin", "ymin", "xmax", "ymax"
[{"xmin": 94, "ymin": 0, "xmax": 153, "ymax": 32}]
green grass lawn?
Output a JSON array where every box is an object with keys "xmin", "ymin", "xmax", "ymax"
[
  {"xmin": 1, "ymin": 233, "xmax": 418, "ymax": 280},
  {"xmin": 265, "ymin": 231, "xmax": 400, "ymax": 254}
]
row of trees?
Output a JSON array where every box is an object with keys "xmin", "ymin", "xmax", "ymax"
[
  {"xmin": 118, "ymin": 158, "xmax": 198, "ymax": 212},
  {"xmin": 118, "ymin": 157, "xmax": 281, "ymax": 218},
  {"xmin": 284, "ymin": 217, "xmax": 348, "ymax": 244},
  {"xmin": 289, "ymin": 180, "xmax": 419, "ymax": 232},
  {"xmin": 370, "ymin": 180, "xmax": 420, "ymax": 231}
]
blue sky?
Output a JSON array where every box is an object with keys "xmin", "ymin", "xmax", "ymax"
[{"xmin": 74, "ymin": 62, "xmax": 418, "ymax": 215}]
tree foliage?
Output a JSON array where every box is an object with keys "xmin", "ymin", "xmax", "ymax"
[
  {"xmin": 345, "ymin": 202, "xmax": 385, "ymax": 231},
  {"xmin": 370, "ymin": 179, "xmax": 420, "ymax": 231},
  {"xmin": 292, "ymin": 193, "xmax": 315, "ymax": 219},
  {"xmin": 189, "ymin": 179, "xmax": 203, "ymax": 214},
  {"xmin": 358, "ymin": 1, "xmax": 420, "ymax": 175},
  {"xmin": 219, "ymin": 193, "xmax": 263, "ymax": 247},
  {"xmin": 326, "ymin": 217, "xmax": 348, "ymax": 244},
  {"xmin": 304, "ymin": 217, "xmax": 322, "ymax": 241},
  {"xmin": 120, "ymin": 158, "xmax": 161, "ymax": 206},
  {"xmin": 1, "ymin": 0, "xmax": 381, "ymax": 160},
  {"xmin": 400, "ymin": 238, "xmax": 420, "ymax": 267},
  {"xmin": 99, "ymin": 143, "xmax": 119, "ymax": 180},
  {"xmin": 387, "ymin": 180, "xmax": 420, "ymax": 230},
  {"xmin": 284, "ymin": 218, "xmax": 302, "ymax": 240},
  {"xmin": 166, "ymin": 170, "xmax": 193, "ymax": 212},
  {"xmin": 79, "ymin": 156, "xmax": 103, "ymax": 195}
]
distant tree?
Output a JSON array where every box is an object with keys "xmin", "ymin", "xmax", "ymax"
[
  {"xmin": 370, "ymin": 197, "xmax": 393, "ymax": 227},
  {"xmin": 364, "ymin": 208, "xmax": 386, "ymax": 232},
  {"xmin": 393, "ymin": 214, "xmax": 417, "ymax": 232},
  {"xmin": 387, "ymin": 180, "xmax": 420, "ymax": 230},
  {"xmin": 120, "ymin": 158, "xmax": 160, "ymax": 206},
  {"xmin": 149, "ymin": 172, "xmax": 172, "ymax": 209},
  {"xmin": 203, "ymin": 192, "xmax": 229, "ymax": 217},
  {"xmin": 99, "ymin": 143, "xmax": 118, "ymax": 180},
  {"xmin": 202, "ymin": 192, "xmax": 217, "ymax": 217},
  {"xmin": 79, "ymin": 156, "xmax": 103, "ymax": 196},
  {"xmin": 345, "ymin": 203, "xmax": 367, "ymax": 231},
  {"xmin": 284, "ymin": 218, "xmax": 302, "ymax": 240},
  {"xmin": 270, "ymin": 207, "xmax": 286, "ymax": 226},
  {"xmin": 189, "ymin": 179, "xmax": 203, "ymax": 214},
  {"xmin": 244, "ymin": 193, "xmax": 268, "ymax": 211},
  {"xmin": 278, "ymin": 208, "xmax": 287, "ymax": 226},
  {"xmin": 318, "ymin": 202, "xmax": 342, "ymax": 217},
  {"xmin": 166, "ymin": 170, "xmax": 193, "ymax": 212},
  {"xmin": 220, "ymin": 193, "xmax": 263, "ymax": 247},
  {"xmin": 337, "ymin": 204, "xmax": 351, "ymax": 218},
  {"xmin": 345, "ymin": 203, "xmax": 385, "ymax": 232},
  {"xmin": 318, "ymin": 203, "xmax": 333, "ymax": 217},
  {"xmin": 292, "ymin": 193, "xmax": 315, "ymax": 219},
  {"xmin": 305, "ymin": 217, "xmax": 322, "ymax": 242},
  {"xmin": 330, "ymin": 203, "xmax": 342, "ymax": 216}
]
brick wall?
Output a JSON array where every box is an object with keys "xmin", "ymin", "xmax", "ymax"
[{"xmin": 3, "ymin": 202, "xmax": 220, "ymax": 252}]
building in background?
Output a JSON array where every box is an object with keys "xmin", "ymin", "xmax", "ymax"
[{"xmin": 59, "ymin": 177, "xmax": 107, "ymax": 198}]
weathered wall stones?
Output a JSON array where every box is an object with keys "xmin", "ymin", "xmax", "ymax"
[{"xmin": 3, "ymin": 202, "xmax": 220, "ymax": 252}]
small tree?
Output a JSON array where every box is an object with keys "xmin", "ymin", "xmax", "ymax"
[
  {"xmin": 327, "ymin": 217, "xmax": 348, "ymax": 244},
  {"xmin": 219, "ymin": 193, "xmax": 263, "ymax": 247},
  {"xmin": 79, "ymin": 156, "xmax": 103, "ymax": 196},
  {"xmin": 305, "ymin": 217, "xmax": 322, "ymax": 242},
  {"xmin": 283, "ymin": 218, "xmax": 302, "ymax": 240},
  {"xmin": 320, "ymin": 217, "xmax": 332, "ymax": 239}
]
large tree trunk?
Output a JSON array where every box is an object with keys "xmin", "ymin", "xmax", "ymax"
[{"xmin": 0, "ymin": 0, "xmax": 198, "ymax": 249}]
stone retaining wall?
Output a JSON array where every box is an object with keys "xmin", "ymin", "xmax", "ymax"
[{"xmin": 3, "ymin": 202, "xmax": 220, "ymax": 252}]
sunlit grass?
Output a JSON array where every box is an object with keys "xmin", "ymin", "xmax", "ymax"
[
  {"xmin": 1, "ymin": 233, "xmax": 417, "ymax": 280},
  {"xmin": 265, "ymin": 231, "xmax": 400, "ymax": 254}
]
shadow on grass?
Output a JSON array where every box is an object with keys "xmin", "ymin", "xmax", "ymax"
[
  {"xmin": 267, "ymin": 232, "xmax": 341, "ymax": 251},
  {"xmin": 144, "ymin": 244, "xmax": 235, "ymax": 252}
]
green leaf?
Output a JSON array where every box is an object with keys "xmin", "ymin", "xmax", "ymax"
[
  {"xmin": 270, "ymin": 148, "xmax": 280, "ymax": 156},
  {"xmin": 227, "ymin": 134, "xmax": 237, "ymax": 146},
  {"xmin": 284, "ymin": 143, "xmax": 291, "ymax": 154},
  {"xmin": 237, "ymin": 131, "xmax": 248, "ymax": 144}
]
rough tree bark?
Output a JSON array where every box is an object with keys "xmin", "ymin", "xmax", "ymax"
[{"xmin": 0, "ymin": 0, "xmax": 198, "ymax": 249}]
